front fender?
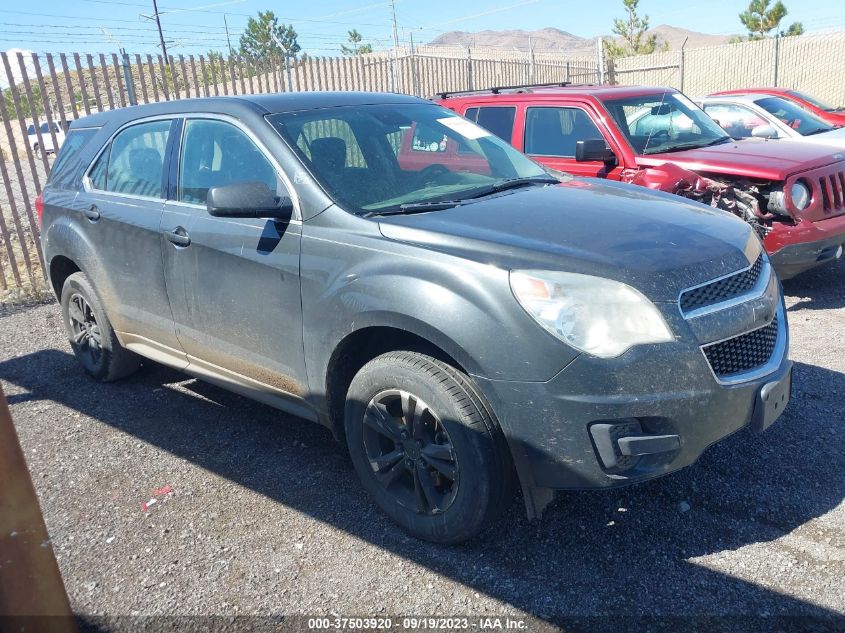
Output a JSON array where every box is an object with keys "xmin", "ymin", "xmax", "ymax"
[{"xmin": 300, "ymin": 208, "xmax": 579, "ymax": 403}]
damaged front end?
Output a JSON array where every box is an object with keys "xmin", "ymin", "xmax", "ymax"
[{"xmin": 626, "ymin": 163, "xmax": 792, "ymax": 239}]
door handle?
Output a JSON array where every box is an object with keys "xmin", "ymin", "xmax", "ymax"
[
  {"xmin": 164, "ymin": 227, "xmax": 191, "ymax": 247},
  {"xmin": 83, "ymin": 205, "xmax": 100, "ymax": 222}
]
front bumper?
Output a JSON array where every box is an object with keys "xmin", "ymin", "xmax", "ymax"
[
  {"xmin": 765, "ymin": 214, "xmax": 845, "ymax": 279},
  {"xmin": 474, "ymin": 318, "xmax": 791, "ymax": 495}
]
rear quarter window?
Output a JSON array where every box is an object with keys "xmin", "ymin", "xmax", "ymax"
[{"xmin": 46, "ymin": 128, "xmax": 99, "ymax": 190}]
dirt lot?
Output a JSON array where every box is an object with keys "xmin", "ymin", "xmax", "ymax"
[{"xmin": 1, "ymin": 258, "xmax": 844, "ymax": 632}]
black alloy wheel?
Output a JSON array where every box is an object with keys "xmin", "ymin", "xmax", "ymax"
[{"xmin": 362, "ymin": 388, "xmax": 459, "ymax": 516}]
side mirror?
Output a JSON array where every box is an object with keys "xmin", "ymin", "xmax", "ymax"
[
  {"xmin": 576, "ymin": 139, "xmax": 617, "ymax": 164},
  {"xmin": 207, "ymin": 181, "xmax": 293, "ymax": 220},
  {"xmin": 751, "ymin": 124, "xmax": 778, "ymax": 139}
]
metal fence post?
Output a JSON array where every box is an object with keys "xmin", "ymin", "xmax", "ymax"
[
  {"xmin": 773, "ymin": 35, "xmax": 780, "ymax": 86},
  {"xmin": 466, "ymin": 46, "xmax": 473, "ymax": 91}
]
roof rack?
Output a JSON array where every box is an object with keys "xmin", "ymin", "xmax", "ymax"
[{"xmin": 436, "ymin": 81, "xmax": 581, "ymax": 99}]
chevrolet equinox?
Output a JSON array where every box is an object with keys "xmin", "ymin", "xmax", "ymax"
[{"xmin": 39, "ymin": 93, "xmax": 792, "ymax": 543}]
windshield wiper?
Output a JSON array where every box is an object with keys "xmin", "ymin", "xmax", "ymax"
[
  {"xmin": 656, "ymin": 137, "xmax": 732, "ymax": 153},
  {"xmin": 362, "ymin": 177, "xmax": 558, "ymax": 218},
  {"xmin": 363, "ymin": 199, "xmax": 464, "ymax": 217},
  {"xmin": 804, "ymin": 127, "xmax": 833, "ymax": 136},
  {"xmin": 459, "ymin": 176, "xmax": 560, "ymax": 200}
]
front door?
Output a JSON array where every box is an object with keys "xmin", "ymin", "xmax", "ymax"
[
  {"xmin": 159, "ymin": 117, "xmax": 308, "ymax": 402},
  {"xmin": 521, "ymin": 105, "xmax": 623, "ymax": 180}
]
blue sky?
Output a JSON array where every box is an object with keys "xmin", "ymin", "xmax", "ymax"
[{"xmin": 1, "ymin": 0, "xmax": 843, "ymax": 56}]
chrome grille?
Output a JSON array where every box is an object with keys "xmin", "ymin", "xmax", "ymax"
[
  {"xmin": 680, "ymin": 255, "xmax": 763, "ymax": 314},
  {"xmin": 702, "ymin": 316, "xmax": 779, "ymax": 378}
]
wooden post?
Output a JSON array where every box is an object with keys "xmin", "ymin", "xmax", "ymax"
[{"xmin": 0, "ymin": 385, "xmax": 76, "ymax": 632}]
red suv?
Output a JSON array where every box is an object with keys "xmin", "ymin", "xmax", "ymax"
[
  {"xmin": 435, "ymin": 84, "xmax": 845, "ymax": 279},
  {"xmin": 709, "ymin": 87, "xmax": 845, "ymax": 127}
]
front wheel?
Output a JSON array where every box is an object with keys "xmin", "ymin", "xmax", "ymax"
[{"xmin": 345, "ymin": 352, "xmax": 515, "ymax": 543}]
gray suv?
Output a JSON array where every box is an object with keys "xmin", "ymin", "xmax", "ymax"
[{"xmin": 40, "ymin": 93, "xmax": 792, "ymax": 543}]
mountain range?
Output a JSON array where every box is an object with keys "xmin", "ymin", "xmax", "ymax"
[{"xmin": 429, "ymin": 25, "xmax": 734, "ymax": 56}]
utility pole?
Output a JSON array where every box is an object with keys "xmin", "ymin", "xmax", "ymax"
[
  {"xmin": 152, "ymin": 0, "xmax": 169, "ymax": 64},
  {"xmin": 389, "ymin": 0, "xmax": 400, "ymax": 91},
  {"xmin": 148, "ymin": 0, "xmax": 176, "ymax": 93},
  {"xmin": 224, "ymin": 14, "xmax": 233, "ymax": 57}
]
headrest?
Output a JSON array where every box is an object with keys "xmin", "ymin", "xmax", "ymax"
[{"xmin": 310, "ymin": 137, "xmax": 347, "ymax": 170}]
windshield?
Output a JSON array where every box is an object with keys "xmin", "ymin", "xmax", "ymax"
[
  {"xmin": 267, "ymin": 103, "xmax": 549, "ymax": 215},
  {"xmin": 788, "ymin": 90, "xmax": 838, "ymax": 112},
  {"xmin": 754, "ymin": 97, "xmax": 833, "ymax": 135},
  {"xmin": 603, "ymin": 91, "xmax": 730, "ymax": 155}
]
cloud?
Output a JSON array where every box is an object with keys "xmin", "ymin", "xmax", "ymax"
[{"xmin": 0, "ymin": 48, "xmax": 37, "ymax": 89}]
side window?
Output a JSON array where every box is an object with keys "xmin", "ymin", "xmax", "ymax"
[
  {"xmin": 524, "ymin": 107, "xmax": 603, "ymax": 157},
  {"xmin": 295, "ymin": 118, "xmax": 367, "ymax": 168},
  {"xmin": 89, "ymin": 119, "xmax": 171, "ymax": 198},
  {"xmin": 47, "ymin": 128, "xmax": 98, "ymax": 189},
  {"xmin": 464, "ymin": 106, "xmax": 516, "ymax": 142},
  {"xmin": 179, "ymin": 119, "xmax": 278, "ymax": 205},
  {"xmin": 704, "ymin": 104, "xmax": 768, "ymax": 139}
]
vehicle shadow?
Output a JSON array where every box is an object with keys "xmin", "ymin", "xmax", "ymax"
[
  {"xmin": 1, "ymin": 350, "xmax": 844, "ymax": 628},
  {"xmin": 782, "ymin": 255, "xmax": 845, "ymax": 311}
]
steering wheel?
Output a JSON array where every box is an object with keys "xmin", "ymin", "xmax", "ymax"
[{"xmin": 417, "ymin": 163, "xmax": 450, "ymax": 185}]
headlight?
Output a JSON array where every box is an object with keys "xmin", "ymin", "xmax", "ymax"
[
  {"xmin": 509, "ymin": 270, "xmax": 674, "ymax": 358},
  {"xmin": 791, "ymin": 181, "xmax": 811, "ymax": 210}
]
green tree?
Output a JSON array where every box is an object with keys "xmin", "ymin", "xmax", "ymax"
[
  {"xmin": 340, "ymin": 29, "xmax": 373, "ymax": 56},
  {"xmin": 604, "ymin": 0, "xmax": 666, "ymax": 59},
  {"xmin": 203, "ymin": 50, "xmax": 226, "ymax": 84},
  {"xmin": 239, "ymin": 10, "xmax": 301, "ymax": 60},
  {"xmin": 782, "ymin": 21, "xmax": 804, "ymax": 37},
  {"xmin": 739, "ymin": 0, "xmax": 802, "ymax": 39},
  {"xmin": 2, "ymin": 84, "xmax": 44, "ymax": 118}
]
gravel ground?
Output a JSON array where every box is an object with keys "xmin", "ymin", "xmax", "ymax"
[{"xmin": 1, "ymin": 258, "xmax": 844, "ymax": 632}]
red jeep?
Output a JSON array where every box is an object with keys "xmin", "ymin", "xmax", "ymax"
[
  {"xmin": 435, "ymin": 84, "xmax": 845, "ymax": 279},
  {"xmin": 710, "ymin": 87, "xmax": 845, "ymax": 127}
]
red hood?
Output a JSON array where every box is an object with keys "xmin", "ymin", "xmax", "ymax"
[{"xmin": 636, "ymin": 139, "xmax": 845, "ymax": 181}]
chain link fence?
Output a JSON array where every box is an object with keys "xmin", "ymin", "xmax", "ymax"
[
  {"xmin": 609, "ymin": 30, "xmax": 845, "ymax": 104},
  {"xmin": 0, "ymin": 48, "xmax": 592, "ymax": 303}
]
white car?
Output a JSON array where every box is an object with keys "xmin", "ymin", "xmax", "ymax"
[
  {"xmin": 26, "ymin": 121, "xmax": 66, "ymax": 157},
  {"xmin": 697, "ymin": 93, "xmax": 845, "ymax": 149}
]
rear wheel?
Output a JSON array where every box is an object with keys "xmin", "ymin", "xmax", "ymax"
[
  {"xmin": 60, "ymin": 272, "xmax": 140, "ymax": 382},
  {"xmin": 33, "ymin": 144, "xmax": 42, "ymax": 159},
  {"xmin": 345, "ymin": 351, "xmax": 515, "ymax": 543}
]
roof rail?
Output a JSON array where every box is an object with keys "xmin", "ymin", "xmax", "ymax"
[{"xmin": 436, "ymin": 81, "xmax": 579, "ymax": 99}]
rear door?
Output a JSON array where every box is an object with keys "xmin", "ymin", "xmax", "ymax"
[
  {"xmin": 159, "ymin": 115, "xmax": 307, "ymax": 401},
  {"xmin": 74, "ymin": 117, "xmax": 182, "ymax": 354},
  {"xmin": 520, "ymin": 104, "xmax": 624, "ymax": 180}
]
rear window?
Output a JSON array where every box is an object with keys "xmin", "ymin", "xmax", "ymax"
[
  {"xmin": 46, "ymin": 128, "xmax": 99, "ymax": 190},
  {"xmin": 464, "ymin": 106, "xmax": 516, "ymax": 142}
]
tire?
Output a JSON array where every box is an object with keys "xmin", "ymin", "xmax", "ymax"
[
  {"xmin": 60, "ymin": 272, "xmax": 141, "ymax": 382},
  {"xmin": 345, "ymin": 351, "xmax": 515, "ymax": 544},
  {"xmin": 33, "ymin": 144, "xmax": 41, "ymax": 159}
]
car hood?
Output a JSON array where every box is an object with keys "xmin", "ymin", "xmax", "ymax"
[
  {"xmin": 636, "ymin": 138, "xmax": 845, "ymax": 181},
  {"xmin": 377, "ymin": 179, "xmax": 759, "ymax": 303},
  {"xmin": 800, "ymin": 127, "xmax": 845, "ymax": 147}
]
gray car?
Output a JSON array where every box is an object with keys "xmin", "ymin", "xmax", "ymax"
[{"xmin": 39, "ymin": 92, "xmax": 792, "ymax": 543}]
